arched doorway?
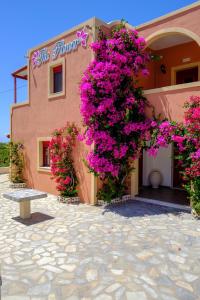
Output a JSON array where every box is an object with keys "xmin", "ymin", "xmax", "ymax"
[
  {"xmin": 140, "ymin": 28, "xmax": 200, "ymax": 90},
  {"xmin": 137, "ymin": 28, "xmax": 200, "ymax": 206}
]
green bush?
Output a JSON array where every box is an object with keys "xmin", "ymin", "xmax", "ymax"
[
  {"xmin": 186, "ymin": 178, "xmax": 200, "ymax": 216},
  {"xmin": 10, "ymin": 142, "xmax": 24, "ymax": 183},
  {"xmin": 0, "ymin": 143, "xmax": 9, "ymax": 167}
]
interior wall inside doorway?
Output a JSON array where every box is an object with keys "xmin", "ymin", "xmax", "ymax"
[{"xmin": 142, "ymin": 144, "xmax": 172, "ymax": 187}]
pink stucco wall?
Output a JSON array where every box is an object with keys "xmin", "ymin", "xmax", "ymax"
[
  {"xmin": 140, "ymin": 41, "xmax": 200, "ymax": 90},
  {"xmin": 137, "ymin": 4, "xmax": 200, "ymax": 121},
  {"xmin": 145, "ymin": 86, "xmax": 200, "ymax": 122},
  {"xmin": 11, "ymin": 21, "xmax": 94, "ymax": 203},
  {"xmin": 137, "ymin": 5, "xmax": 200, "ymax": 40}
]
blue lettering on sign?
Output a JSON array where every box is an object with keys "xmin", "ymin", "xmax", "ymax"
[
  {"xmin": 40, "ymin": 49, "xmax": 50, "ymax": 63},
  {"xmin": 32, "ymin": 48, "xmax": 50, "ymax": 67},
  {"xmin": 51, "ymin": 38, "xmax": 81, "ymax": 60},
  {"xmin": 32, "ymin": 28, "xmax": 88, "ymax": 68}
]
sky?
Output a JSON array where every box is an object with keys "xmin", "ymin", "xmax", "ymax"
[{"xmin": 0, "ymin": 0, "xmax": 197, "ymax": 142}]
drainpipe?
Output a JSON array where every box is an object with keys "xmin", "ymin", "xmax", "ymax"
[{"xmin": 14, "ymin": 76, "xmax": 17, "ymax": 104}]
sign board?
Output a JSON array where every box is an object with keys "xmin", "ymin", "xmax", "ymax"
[{"xmin": 32, "ymin": 29, "xmax": 88, "ymax": 68}]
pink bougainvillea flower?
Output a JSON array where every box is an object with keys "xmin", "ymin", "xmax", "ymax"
[
  {"xmin": 63, "ymin": 176, "xmax": 71, "ymax": 185},
  {"xmin": 147, "ymin": 147, "xmax": 158, "ymax": 157},
  {"xmin": 76, "ymin": 29, "xmax": 88, "ymax": 47},
  {"xmin": 171, "ymin": 135, "xmax": 185, "ymax": 143},
  {"xmin": 57, "ymin": 185, "xmax": 66, "ymax": 191},
  {"xmin": 141, "ymin": 69, "xmax": 149, "ymax": 77},
  {"xmin": 77, "ymin": 133, "xmax": 85, "ymax": 141},
  {"xmin": 191, "ymin": 149, "xmax": 200, "ymax": 159},
  {"xmin": 32, "ymin": 50, "xmax": 40, "ymax": 67},
  {"xmin": 49, "ymin": 123, "xmax": 78, "ymax": 197}
]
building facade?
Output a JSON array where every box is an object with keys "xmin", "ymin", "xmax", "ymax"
[{"xmin": 11, "ymin": 2, "xmax": 200, "ymax": 204}]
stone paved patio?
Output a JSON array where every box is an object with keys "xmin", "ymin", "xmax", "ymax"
[{"xmin": 0, "ymin": 174, "xmax": 200, "ymax": 300}]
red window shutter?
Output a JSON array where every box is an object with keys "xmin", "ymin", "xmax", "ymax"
[
  {"xmin": 43, "ymin": 141, "xmax": 50, "ymax": 147},
  {"xmin": 43, "ymin": 141, "xmax": 50, "ymax": 167},
  {"xmin": 53, "ymin": 65, "xmax": 63, "ymax": 93},
  {"xmin": 53, "ymin": 65, "xmax": 62, "ymax": 73}
]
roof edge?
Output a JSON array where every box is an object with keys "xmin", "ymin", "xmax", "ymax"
[
  {"xmin": 135, "ymin": 1, "xmax": 200, "ymax": 30},
  {"xmin": 28, "ymin": 17, "xmax": 98, "ymax": 55},
  {"xmin": 26, "ymin": 1, "xmax": 200, "ymax": 56}
]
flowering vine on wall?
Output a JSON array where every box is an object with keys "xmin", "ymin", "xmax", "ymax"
[
  {"xmin": 149, "ymin": 96, "xmax": 200, "ymax": 215},
  {"xmin": 80, "ymin": 22, "xmax": 157, "ymax": 202},
  {"xmin": 49, "ymin": 123, "xmax": 78, "ymax": 198},
  {"xmin": 79, "ymin": 21, "xmax": 200, "ymax": 210}
]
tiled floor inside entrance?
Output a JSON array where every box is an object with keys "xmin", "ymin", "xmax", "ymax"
[{"xmin": 138, "ymin": 186, "xmax": 189, "ymax": 206}]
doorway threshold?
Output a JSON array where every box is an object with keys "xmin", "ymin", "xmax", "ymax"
[{"xmin": 134, "ymin": 196, "xmax": 191, "ymax": 212}]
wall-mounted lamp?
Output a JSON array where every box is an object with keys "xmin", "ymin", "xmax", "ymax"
[{"xmin": 160, "ymin": 64, "xmax": 167, "ymax": 74}]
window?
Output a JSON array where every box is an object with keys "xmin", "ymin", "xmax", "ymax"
[
  {"xmin": 37, "ymin": 138, "xmax": 51, "ymax": 172},
  {"xmin": 48, "ymin": 58, "xmax": 65, "ymax": 99},
  {"xmin": 42, "ymin": 141, "xmax": 50, "ymax": 167},
  {"xmin": 176, "ymin": 67, "xmax": 198, "ymax": 84},
  {"xmin": 171, "ymin": 62, "xmax": 200, "ymax": 86},
  {"xmin": 53, "ymin": 65, "xmax": 63, "ymax": 93}
]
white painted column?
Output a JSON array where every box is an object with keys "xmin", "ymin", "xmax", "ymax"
[{"xmin": 90, "ymin": 174, "xmax": 97, "ymax": 205}]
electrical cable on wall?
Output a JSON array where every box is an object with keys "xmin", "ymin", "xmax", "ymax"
[{"xmin": 0, "ymin": 84, "xmax": 27, "ymax": 95}]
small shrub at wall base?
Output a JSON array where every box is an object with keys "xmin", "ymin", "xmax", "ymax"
[
  {"xmin": 9, "ymin": 142, "xmax": 24, "ymax": 183},
  {"xmin": 49, "ymin": 123, "xmax": 79, "ymax": 198},
  {"xmin": 186, "ymin": 179, "xmax": 200, "ymax": 217},
  {"xmin": 0, "ymin": 143, "xmax": 9, "ymax": 167},
  {"xmin": 97, "ymin": 177, "xmax": 126, "ymax": 203}
]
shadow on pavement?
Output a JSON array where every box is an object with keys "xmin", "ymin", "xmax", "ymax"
[
  {"xmin": 102, "ymin": 200, "xmax": 189, "ymax": 218},
  {"xmin": 12, "ymin": 212, "xmax": 54, "ymax": 226}
]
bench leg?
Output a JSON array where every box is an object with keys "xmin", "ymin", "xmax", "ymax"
[{"xmin": 20, "ymin": 200, "xmax": 31, "ymax": 219}]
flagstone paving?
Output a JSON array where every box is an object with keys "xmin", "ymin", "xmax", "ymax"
[{"xmin": 0, "ymin": 174, "xmax": 200, "ymax": 300}]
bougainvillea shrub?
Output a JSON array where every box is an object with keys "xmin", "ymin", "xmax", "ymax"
[
  {"xmin": 80, "ymin": 23, "xmax": 156, "ymax": 201},
  {"xmin": 80, "ymin": 20, "xmax": 200, "ymax": 207},
  {"xmin": 49, "ymin": 123, "xmax": 78, "ymax": 198},
  {"xmin": 149, "ymin": 96, "xmax": 200, "ymax": 215},
  {"xmin": 175, "ymin": 96, "xmax": 200, "ymax": 215}
]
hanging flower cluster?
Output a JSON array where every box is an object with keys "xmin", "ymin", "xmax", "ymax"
[
  {"xmin": 80, "ymin": 23, "xmax": 153, "ymax": 201},
  {"xmin": 183, "ymin": 96, "xmax": 200, "ymax": 179},
  {"xmin": 149, "ymin": 96, "xmax": 200, "ymax": 214},
  {"xmin": 149, "ymin": 96, "xmax": 200, "ymax": 179},
  {"xmin": 49, "ymin": 123, "xmax": 78, "ymax": 198}
]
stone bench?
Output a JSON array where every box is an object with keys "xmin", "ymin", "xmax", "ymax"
[{"xmin": 3, "ymin": 189, "xmax": 47, "ymax": 219}]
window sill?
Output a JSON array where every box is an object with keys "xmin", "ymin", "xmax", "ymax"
[
  {"xmin": 144, "ymin": 81, "xmax": 200, "ymax": 95},
  {"xmin": 48, "ymin": 91, "xmax": 65, "ymax": 100},
  {"xmin": 37, "ymin": 167, "xmax": 51, "ymax": 174},
  {"xmin": 11, "ymin": 101, "xmax": 30, "ymax": 109}
]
